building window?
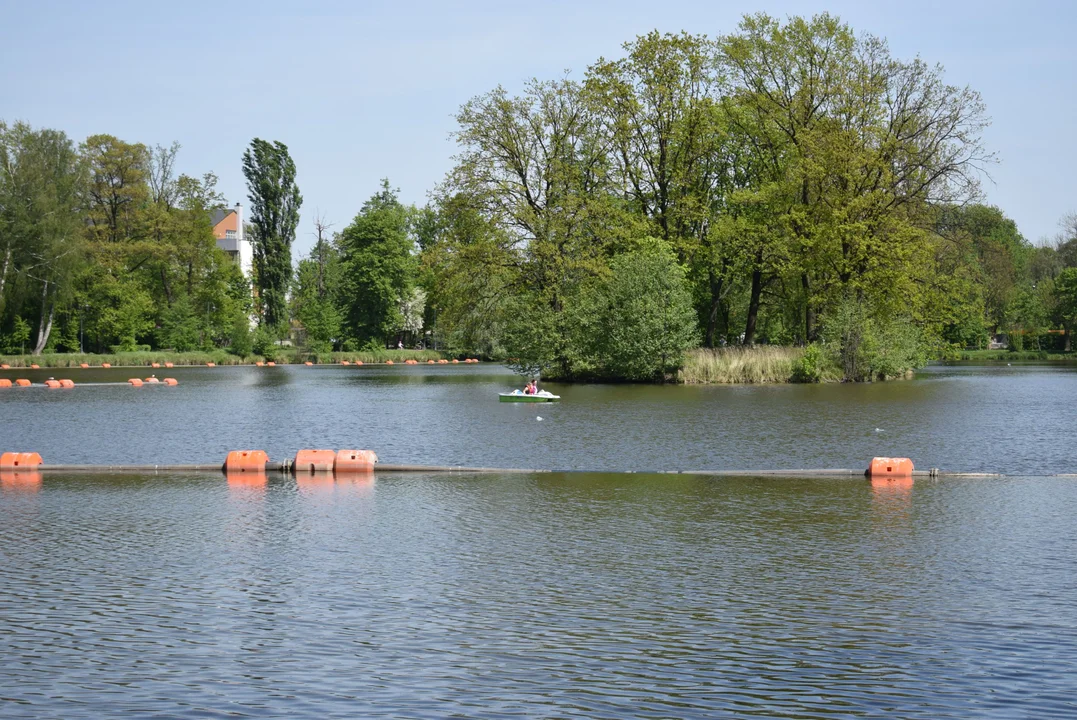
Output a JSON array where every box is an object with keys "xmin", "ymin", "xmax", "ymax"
[{"xmin": 225, "ymin": 230, "xmax": 237, "ymax": 239}]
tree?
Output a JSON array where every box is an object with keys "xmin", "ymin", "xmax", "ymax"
[
  {"xmin": 1053, "ymin": 267, "xmax": 1077, "ymax": 352},
  {"xmin": 242, "ymin": 138, "xmax": 302, "ymax": 328},
  {"xmin": 338, "ymin": 181, "xmax": 416, "ymax": 348},
  {"xmin": 292, "ymin": 217, "xmax": 343, "ymax": 352}
]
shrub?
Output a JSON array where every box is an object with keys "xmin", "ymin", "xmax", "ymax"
[{"xmin": 790, "ymin": 343, "xmax": 825, "ymax": 383}]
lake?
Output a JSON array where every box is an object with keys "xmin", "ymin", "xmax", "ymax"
[
  {"xmin": 1, "ymin": 362, "xmax": 1075, "ymax": 473},
  {"xmin": 2, "ymin": 363, "xmax": 1077, "ymax": 717}
]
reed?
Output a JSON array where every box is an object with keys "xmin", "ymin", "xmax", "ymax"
[{"xmin": 679, "ymin": 346, "xmax": 837, "ymax": 384}]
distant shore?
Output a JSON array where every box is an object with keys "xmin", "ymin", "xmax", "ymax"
[{"xmin": 0, "ymin": 349, "xmax": 450, "ymax": 369}]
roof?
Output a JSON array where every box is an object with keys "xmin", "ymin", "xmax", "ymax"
[{"xmin": 209, "ymin": 207, "xmax": 235, "ymax": 228}]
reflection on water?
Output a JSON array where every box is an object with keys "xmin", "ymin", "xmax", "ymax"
[
  {"xmin": 1, "ymin": 471, "xmax": 1075, "ymax": 718},
  {"xmin": 2, "ymin": 363, "xmax": 1076, "ymax": 474}
]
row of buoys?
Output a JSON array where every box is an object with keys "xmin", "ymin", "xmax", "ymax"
[
  {"xmin": 225, "ymin": 448, "xmax": 378, "ymax": 474},
  {"xmin": 1, "ymin": 378, "xmax": 73, "ymax": 388},
  {"xmin": 128, "ymin": 377, "xmax": 179, "ymax": 386}
]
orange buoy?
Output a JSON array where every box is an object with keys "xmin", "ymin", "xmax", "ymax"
[
  {"xmin": 30, "ymin": 364, "xmax": 40, "ymax": 369},
  {"xmin": 0, "ymin": 379, "xmax": 11, "ymax": 388},
  {"xmin": 438, "ymin": 359, "xmax": 449, "ymax": 364},
  {"xmin": 59, "ymin": 379, "xmax": 74, "ymax": 388},
  {"xmin": 385, "ymin": 360, "xmax": 394, "ymax": 365},
  {"xmin": 101, "ymin": 363, "xmax": 111, "ymax": 368},
  {"xmin": 334, "ymin": 449, "xmax": 378, "ymax": 473},
  {"xmin": 304, "ymin": 361, "xmax": 313, "ymax": 366},
  {"xmin": 355, "ymin": 360, "xmax": 363, "ymax": 365},
  {"xmin": 145, "ymin": 377, "xmax": 160, "ymax": 383},
  {"xmin": 15, "ymin": 379, "xmax": 31, "ymax": 387},
  {"xmin": 164, "ymin": 362, "xmax": 174, "ymax": 368},
  {"xmin": 0, "ymin": 363, "xmax": 9, "ymax": 368},
  {"xmin": 80, "ymin": 363, "xmax": 89, "ymax": 368},
  {"xmin": 341, "ymin": 360, "xmax": 351, "ymax": 365},
  {"xmin": 206, "ymin": 362, "xmax": 216, "ymax": 367},
  {"xmin": 452, "ymin": 359, "xmax": 459, "ymax": 364},
  {"xmin": 267, "ymin": 361, "xmax": 276, "ymax": 367},
  {"xmin": 428, "ymin": 360, "xmax": 436, "ymax": 364},
  {"xmin": 255, "ymin": 361, "xmax": 265, "ymax": 367},
  {"xmin": 128, "ymin": 378, "xmax": 143, "ymax": 387},
  {"xmin": 44, "ymin": 380, "xmax": 62, "ymax": 388},
  {"xmin": 151, "ymin": 362, "xmax": 160, "ymax": 368},
  {"xmin": 293, "ymin": 449, "xmax": 336, "ymax": 474},
  {"xmin": 867, "ymin": 457, "xmax": 914, "ymax": 478},
  {"xmin": 0, "ymin": 452, "xmax": 42, "ymax": 469},
  {"xmin": 163, "ymin": 378, "xmax": 178, "ymax": 385},
  {"xmin": 224, "ymin": 450, "xmax": 269, "ymax": 472}
]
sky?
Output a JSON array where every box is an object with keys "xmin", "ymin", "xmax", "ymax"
[{"xmin": 2, "ymin": 0, "xmax": 1074, "ymax": 258}]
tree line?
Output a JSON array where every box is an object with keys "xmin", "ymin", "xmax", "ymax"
[{"xmin": 3, "ymin": 13, "xmax": 1076, "ymax": 380}]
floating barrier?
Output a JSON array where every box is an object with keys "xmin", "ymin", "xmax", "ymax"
[
  {"xmin": 44, "ymin": 380, "xmax": 62, "ymax": 388},
  {"xmin": 255, "ymin": 361, "xmax": 264, "ymax": 367},
  {"xmin": 145, "ymin": 377, "xmax": 159, "ymax": 383},
  {"xmin": 0, "ymin": 379, "xmax": 10, "ymax": 388},
  {"xmin": 224, "ymin": 450, "xmax": 269, "ymax": 473},
  {"xmin": 341, "ymin": 360, "xmax": 350, "ymax": 365},
  {"xmin": 867, "ymin": 457, "xmax": 914, "ymax": 478},
  {"xmin": 101, "ymin": 363, "xmax": 111, "ymax": 368},
  {"xmin": 151, "ymin": 362, "xmax": 160, "ymax": 368},
  {"xmin": 30, "ymin": 364, "xmax": 40, "ymax": 369},
  {"xmin": 165, "ymin": 362, "xmax": 174, "ymax": 368},
  {"xmin": 294, "ymin": 449, "xmax": 337, "ymax": 474},
  {"xmin": 267, "ymin": 361, "xmax": 276, "ymax": 367},
  {"xmin": 385, "ymin": 360, "xmax": 393, "ymax": 365},
  {"xmin": 80, "ymin": 363, "xmax": 89, "ymax": 368},
  {"xmin": 335, "ymin": 449, "xmax": 378, "ymax": 473},
  {"xmin": 164, "ymin": 378, "xmax": 178, "ymax": 385},
  {"xmin": 0, "ymin": 452, "xmax": 42, "ymax": 470},
  {"xmin": 206, "ymin": 362, "xmax": 215, "ymax": 367},
  {"xmin": 128, "ymin": 378, "xmax": 143, "ymax": 387},
  {"xmin": 15, "ymin": 379, "xmax": 30, "ymax": 387},
  {"xmin": 305, "ymin": 361, "xmax": 313, "ymax": 366},
  {"xmin": 355, "ymin": 360, "xmax": 363, "ymax": 365},
  {"xmin": 0, "ymin": 363, "xmax": 9, "ymax": 368},
  {"xmin": 60, "ymin": 379, "xmax": 74, "ymax": 388}
]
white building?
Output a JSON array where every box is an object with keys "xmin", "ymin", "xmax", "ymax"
[{"xmin": 210, "ymin": 203, "xmax": 253, "ymax": 278}]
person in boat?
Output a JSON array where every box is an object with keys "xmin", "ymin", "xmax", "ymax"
[{"xmin": 522, "ymin": 380, "xmax": 534, "ymax": 394}]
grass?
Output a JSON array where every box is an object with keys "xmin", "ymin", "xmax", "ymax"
[
  {"xmin": 679, "ymin": 346, "xmax": 841, "ymax": 384},
  {"xmin": 0, "ymin": 348, "xmax": 454, "ymax": 368}
]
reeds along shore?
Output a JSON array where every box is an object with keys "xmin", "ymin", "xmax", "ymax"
[
  {"xmin": 0, "ymin": 349, "xmax": 446, "ymax": 368},
  {"xmin": 679, "ymin": 347, "xmax": 841, "ymax": 384}
]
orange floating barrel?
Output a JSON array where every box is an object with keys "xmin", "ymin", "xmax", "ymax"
[
  {"xmin": 44, "ymin": 380, "xmax": 61, "ymax": 388},
  {"xmin": 334, "ymin": 449, "xmax": 378, "ymax": 473},
  {"xmin": 355, "ymin": 360, "xmax": 363, "ymax": 365},
  {"xmin": 267, "ymin": 361, "xmax": 276, "ymax": 367},
  {"xmin": 452, "ymin": 359, "xmax": 459, "ymax": 364},
  {"xmin": 385, "ymin": 360, "xmax": 394, "ymax": 365},
  {"xmin": 163, "ymin": 378, "xmax": 178, "ymax": 385},
  {"xmin": 80, "ymin": 363, "xmax": 89, "ymax": 368},
  {"xmin": 206, "ymin": 362, "xmax": 215, "ymax": 367},
  {"xmin": 304, "ymin": 361, "xmax": 313, "ymax": 366},
  {"xmin": 293, "ymin": 449, "xmax": 336, "ymax": 474},
  {"xmin": 438, "ymin": 359, "xmax": 449, "ymax": 364},
  {"xmin": 0, "ymin": 363, "xmax": 9, "ymax": 368},
  {"xmin": 427, "ymin": 360, "xmax": 436, "ymax": 364},
  {"xmin": 341, "ymin": 360, "xmax": 351, "ymax": 365},
  {"xmin": 59, "ymin": 379, "xmax": 74, "ymax": 388},
  {"xmin": 145, "ymin": 377, "xmax": 159, "ymax": 383},
  {"xmin": 0, "ymin": 452, "xmax": 42, "ymax": 469},
  {"xmin": 128, "ymin": 378, "xmax": 143, "ymax": 387},
  {"xmin": 0, "ymin": 379, "xmax": 11, "ymax": 388},
  {"xmin": 101, "ymin": 363, "xmax": 111, "ymax": 368},
  {"xmin": 164, "ymin": 362, "xmax": 174, "ymax": 368},
  {"xmin": 867, "ymin": 457, "xmax": 914, "ymax": 478},
  {"xmin": 224, "ymin": 449, "xmax": 269, "ymax": 473},
  {"xmin": 151, "ymin": 362, "xmax": 160, "ymax": 368},
  {"xmin": 255, "ymin": 361, "xmax": 264, "ymax": 367},
  {"xmin": 15, "ymin": 379, "xmax": 31, "ymax": 387}
]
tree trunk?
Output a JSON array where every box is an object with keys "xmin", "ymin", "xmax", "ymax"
[
  {"xmin": 744, "ymin": 267, "xmax": 762, "ymax": 346},
  {"xmin": 705, "ymin": 271, "xmax": 724, "ymax": 348},
  {"xmin": 0, "ymin": 245, "xmax": 11, "ymax": 305},
  {"xmin": 33, "ymin": 280, "xmax": 54, "ymax": 355},
  {"xmin": 160, "ymin": 265, "xmax": 174, "ymax": 306},
  {"xmin": 1065, "ymin": 324, "xmax": 1072, "ymax": 353},
  {"xmin": 801, "ymin": 273, "xmax": 816, "ymax": 343}
]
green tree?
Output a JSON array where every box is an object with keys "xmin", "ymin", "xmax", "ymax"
[
  {"xmin": 338, "ymin": 181, "xmax": 416, "ymax": 348},
  {"xmin": 1052, "ymin": 267, "xmax": 1077, "ymax": 352},
  {"xmin": 242, "ymin": 138, "xmax": 302, "ymax": 329}
]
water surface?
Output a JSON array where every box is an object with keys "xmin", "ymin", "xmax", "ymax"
[{"xmin": 1, "ymin": 471, "xmax": 1075, "ymax": 718}]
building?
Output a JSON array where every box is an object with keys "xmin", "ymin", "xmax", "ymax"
[{"xmin": 210, "ymin": 203, "xmax": 252, "ymax": 278}]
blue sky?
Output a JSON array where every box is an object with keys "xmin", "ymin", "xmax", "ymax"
[{"xmin": 2, "ymin": 0, "xmax": 1074, "ymax": 257}]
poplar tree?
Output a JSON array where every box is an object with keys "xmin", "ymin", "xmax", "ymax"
[{"xmin": 242, "ymin": 138, "xmax": 302, "ymax": 329}]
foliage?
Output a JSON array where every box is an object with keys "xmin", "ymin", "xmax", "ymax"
[
  {"xmin": 790, "ymin": 343, "xmax": 826, "ymax": 383},
  {"xmin": 338, "ymin": 180, "xmax": 417, "ymax": 347},
  {"xmin": 242, "ymin": 138, "xmax": 302, "ymax": 328}
]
